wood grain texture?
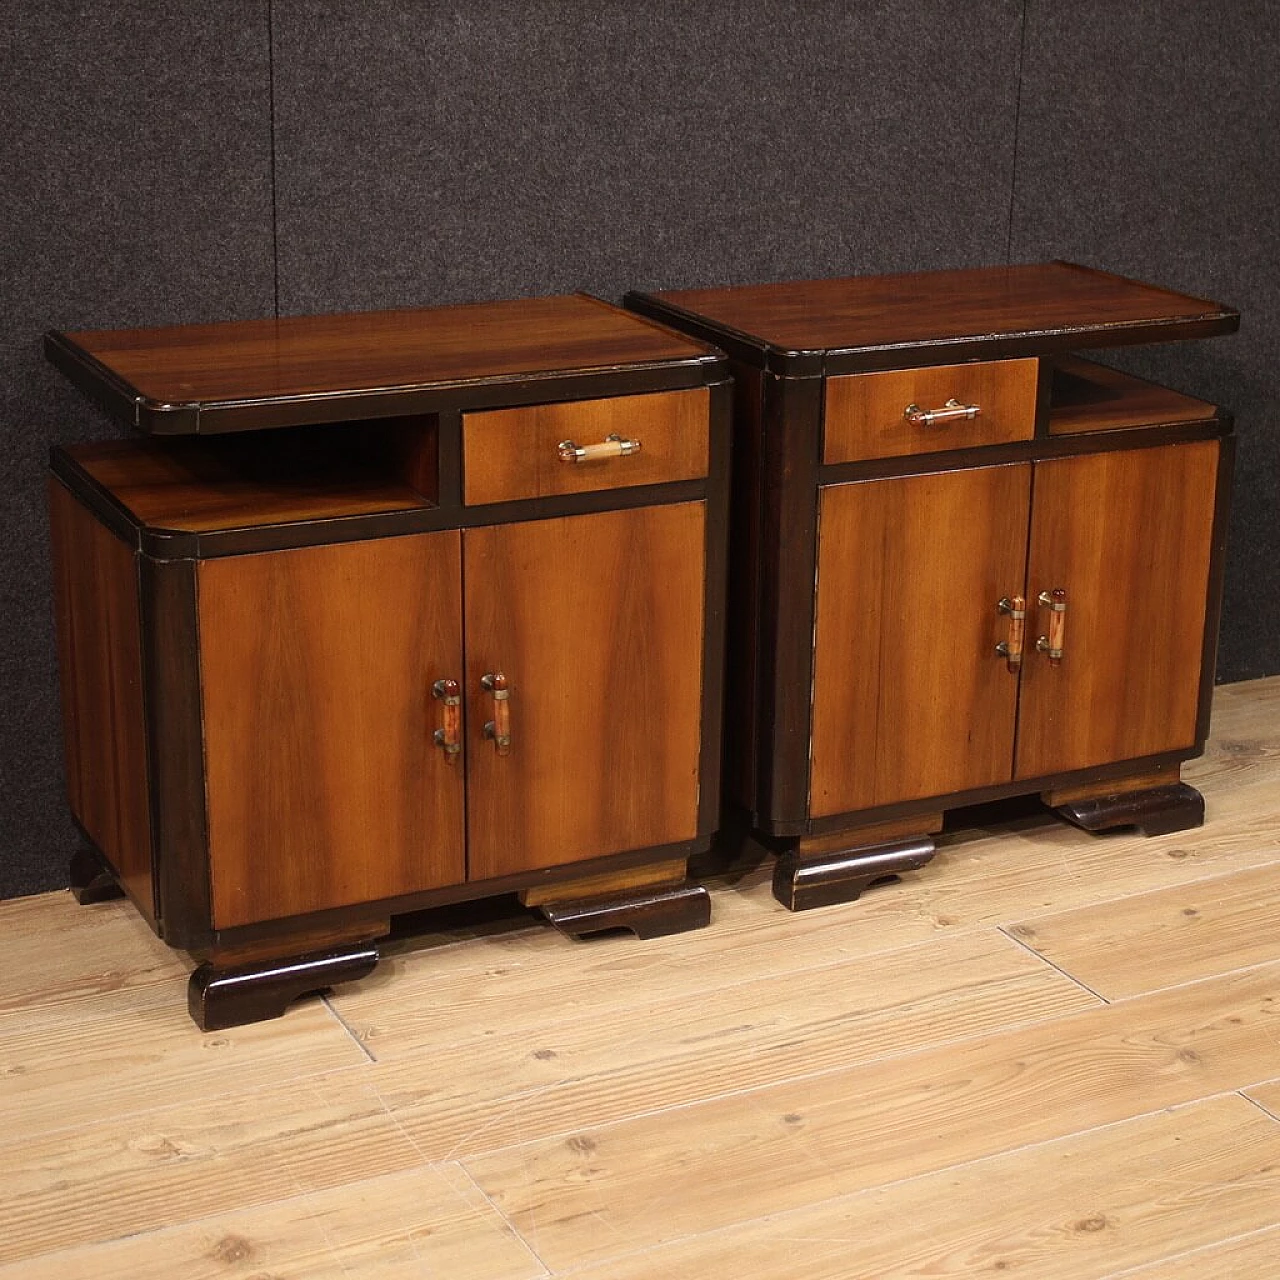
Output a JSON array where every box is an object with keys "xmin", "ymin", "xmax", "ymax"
[
  {"xmin": 562, "ymin": 1096, "xmax": 1280, "ymax": 1280},
  {"xmin": 1045, "ymin": 764, "xmax": 1180, "ymax": 806},
  {"xmin": 1119, "ymin": 1227, "xmax": 1280, "ymax": 1279},
  {"xmin": 810, "ymin": 464, "xmax": 1030, "ymax": 816},
  {"xmin": 1245, "ymin": 1078, "xmax": 1280, "ymax": 1119},
  {"xmin": 47, "ymin": 480, "xmax": 153, "ymax": 919},
  {"xmin": 51, "ymin": 294, "xmax": 714, "ymax": 423},
  {"xmin": 63, "ymin": 432, "xmax": 433, "ymax": 533},
  {"xmin": 1008, "ymin": 863, "xmax": 1280, "ymax": 1000},
  {"xmin": 824, "ymin": 358, "xmax": 1037, "ymax": 463},
  {"xmin": 1048, "ymin": 356, "xmax": 1217, "ymax": 435},
  {"xmin": 642, "ymin": 262, "xmax": 1236, "ymax": 362},
  {"xmin": 461, "ymin": 964, "xmax": 1280, "ymax": 1269},
  {"xmin": 1015, "ymin": 441, "xmax": 1220, "ymax": 778},
  {"xmin": 463, "ymin": 503, "xmax": 705, "ymax": 879},
  {"xmin": 463, "ymin": 387, "xmax": 708, "ymax": 504},
  {"xmin": 1, "ymin": 1164, "xmax": 543, "ymax": 1280},
  {"xmin": 199, "ymin": 531, "xmax": 465, "ymax": 928}
]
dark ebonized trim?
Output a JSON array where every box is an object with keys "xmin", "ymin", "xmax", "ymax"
[
  {"xmin": 139, "ymin": 555, "xmax": 213, "ymax": 949},
  {"xmin": 43, "ymin": 331, "xmax": 157, "ymax": 430},
  {"xmin": 1197, "ymin": 429, "xmax": 1236, "ymax": 744},
  {"xmin": 205, "ymin": 836, "xmax": 711, "ymax": 951}
]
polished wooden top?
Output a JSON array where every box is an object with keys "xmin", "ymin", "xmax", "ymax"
[
  {"xmin": 631, "ymin": 262, "xmax": 1238, "ymax": 371},
  {"xmin": 46, "ymin": 294, "xmax": 719, "ymax": 434}
]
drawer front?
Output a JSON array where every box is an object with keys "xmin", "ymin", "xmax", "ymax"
[
  {"xmin": 824, "ymin": 358, "xmax": 1038, "ymax": 464},
  {"xmin": 463, "ymin": 387, "xmax": 709, "ymax": 505}
]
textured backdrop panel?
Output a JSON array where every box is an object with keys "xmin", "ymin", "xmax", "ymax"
[
  {"xmin": 272, "ymin": 0, "xmax": 1025, "ymax": 313},
  {"xmin": 0, "ymin": 3, "xmax": 275, "ymax": 899},
  {"xmin": 1011, "ymin": 0, "xmax": 1280, "ymax": 681}
]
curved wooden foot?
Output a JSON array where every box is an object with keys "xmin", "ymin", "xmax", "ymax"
[
  {"xmin": 540, "ymin": 882, "xmax": 711, "ymax": 940},
  {"xmin": 1054, "ymin": 782, "xmax": 1205, "ymax": 837},
  {"xmin": 68, "ymin": 845, "xmax": 125, "ymax": 905},
  {"xmin": 187, "ymin": 944, "xmax": 380, "ymax": 1031},
  {"xmin": 773, "ymin": 836, "xmax": 937, "ymax": 911}
]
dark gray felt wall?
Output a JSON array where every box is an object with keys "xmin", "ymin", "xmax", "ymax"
[{"xmin": 2, "ymin": 1, "xmax": 1276, "ymax": 899}]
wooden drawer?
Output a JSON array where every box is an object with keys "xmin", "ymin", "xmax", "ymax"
[
  {"xmin": 824, "ymin": 358, "xmax": 1038, "ymax": 463},
  {"xmin": 463, "ymin": 387, "xmax": 709, "ymax": 505}
]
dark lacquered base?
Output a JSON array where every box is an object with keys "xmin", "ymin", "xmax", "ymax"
[
  {"xmin": 187, "ymin": 944, "xmax": 381, "ymax": 1032},
  {"xmin": 539, "ymin": 881, "xmax": 712, "ymax": 940},
  {"xmin": 772, "ymin": 836, "xmax": 937, "ymax": 911},
  {"xmin": 68, "ymin": 844, "xmax": 126, "ymax": 905},
  {"xmin": 1054, "ymin": 781, "xmax": 1205, "ymax": 837}
]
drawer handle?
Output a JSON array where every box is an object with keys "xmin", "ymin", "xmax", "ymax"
[
  {"xmin": 557, "ymin": 433, "xmax": 642, "ymax": 463},
  {"xmin": 431, "ymin": 678, "xmax": 462, "ymax": 762},
  {"xmin": 903, "ymin": 398, "xmax": 980, "ymax": 428},
  {"xmin": 995, "ymin": 595, "xmax": 1025, "ymax": 672},
  {"xmin": 481, "ymin": 672, "xmax": 512, "ymax": 755},
  {"xmin": 1036, "ymin": 588, "xmax": 1067, "ymax": 665}
]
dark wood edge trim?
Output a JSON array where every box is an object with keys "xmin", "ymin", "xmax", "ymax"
[
  {"xmin": 1196, "ymin": 430, "xmax": 1236, "ymax": 742},
  {"xmin": 438, "ymin": 408, "xmax": 463, "ymax": 511},
  {"xmin": 581, "ymin": 291, "xmax": 725, "ymax": 356},
  {"xmin": 756, "ymin": 374, "xmax": 823, "ymax": 827},
  {"xmin": 203, "ymin": 837, "xmax": 710, "ymax": 950},
  {"xmin": 817, "ymin": 415, "xmax": 1230, "ymax": 487},
  {"xmin": 50, "ymin": 448, "xmax": 144, "ymax": 548},
  {"xmin": 130, "ymin": 359, "xmax": 725, "ymax": 435},
  {"xmin": 43, "ymin": 331, "xmax": 157, "ymax": 431},
  {"xmin": 139, "ymin": 555, "xmax": 213, "ymax": 949},
  {"xmin": 788, "ymin": 749, "xmax": 1196, "ymax": 840},
  {"xmin": 696, "ymin": 380, "xmax": 732, "ymax": 836}
]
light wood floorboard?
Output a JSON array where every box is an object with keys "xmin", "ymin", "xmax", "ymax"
[{"xmin": 0, "ymin": 675, "xmax": 1277, "ymax": 1277}]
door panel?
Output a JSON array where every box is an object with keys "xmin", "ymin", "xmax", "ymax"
[
  {"xmin": 810, "ymin": 464, "xmax": 1031, "ymax": 817},
  {"xmin": 199, "ymin": 531, "xmax": 465, "ymax": 928},
  {"xmin": 464, "ymin": 503, "xmax": 706, "ymax": 880},
  {"xmin": 1015, "ymin": 441, "xmax": 1220, "ymax": 779}
]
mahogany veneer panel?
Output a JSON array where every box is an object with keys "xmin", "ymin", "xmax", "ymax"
[
  {"xmin": 810, "ymin": 464, "xmax": 1031, "ymax": 815},
  {"xmin": 47, "ymin": 482, "xmax": 153, "ymax": 921},
  {"xmin": 1015, "ymin": 441, "xmax": 1220, "ymax": 779},
  {"xmin": 463, "ymin": 503, "xmax": 705, "ymax": 879},
  {"xmin": 644, "ymin": 261, "xmax": 1237, "ymax": 364},
  {"xmin": 463, "ymin": 387, "xmax": 709, "ymax": 504},
  {"xmin": 48, "ymin": 294, "xmax": 714, "ymax": 431},
  {"xmin": 199, "ymin": 532, "xmax": 465, "ymax": 928},
  {"xmin": 824, "ymin": 358, "xmax": 1037, "ymax": 462}
]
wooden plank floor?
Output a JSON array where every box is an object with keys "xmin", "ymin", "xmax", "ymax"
[{"xmin": 1, "ymin": 675, "xmax": 1278, "ymax": 1278}]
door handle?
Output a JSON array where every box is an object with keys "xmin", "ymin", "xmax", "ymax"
[
  {"xmin": 1036, "ymin": 588, "xmax": 1067, "ymax": 665},
  {"xmin": 995, "ymin": 595, "xmax": 1025, "ymax": 672},
  {"xmin": 481, "ymin": 672, "xmax": 512, "ymax": 755},
  {"xmin": 431, "ymin": 678, "xmax": 462, "ymax": 761}
]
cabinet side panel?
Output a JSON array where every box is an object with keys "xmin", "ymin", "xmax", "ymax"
[
  {"xmin": 48, "ymin": 478, "xmax": 154, "ymax": 920},
  {"xmin": 464, "ymin": 503, "xmax": 705, "ymax": 879},
  {"xmin": 1015, "ymin": 441, "xmax": 1220, "ymax": 779},
  {"xmin": 810, "ymin": 464, "xmax": 1030, "ymax": 817},
  {"xmin": 199, "ymin": 532, "xmax": 465, "ymax": 928}
]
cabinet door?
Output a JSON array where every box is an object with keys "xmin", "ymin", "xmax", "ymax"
[
  {"xmin": 810, "ymin": 464, "xmax": 1031, "ymax": 817},
  {"xmin": 198, "ymin": 531, "xmax": 465, "ymax": 928},
  {"xmin": 1015, "ymin": 441, "xmax": 1220, "ymax": 779},
  {"xmin": 464, "ymin": 503, "xmax": 706, "ymax": 880}
]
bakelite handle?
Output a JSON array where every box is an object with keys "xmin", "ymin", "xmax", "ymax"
[
  {"xmin": 481, "ymin": 672, "xmax": 512, "ymax": 755},
  {"xmin": 903, "ymin": 398, "xmax": 981, "ymax": 428},
  {"xmin": 996, "ymin": 595, "xmax": 1026, "ymax": 673},
  {"xmin": 1036, "ymin": 588, "xmax": 1067, "ymax": 665},
  {"xmin": 431, "ymin": 678, "xmax": 461, "ymax": 763},
  {"xmin": 557, "ymin": 433, "xmax": 642, "ymax": 463}
]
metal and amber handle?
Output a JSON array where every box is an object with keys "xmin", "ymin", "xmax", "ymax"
[
  {"xmin": 557, "ymin": 433, "xmax": 642, "ymax": 463},
  {"xmin": 481, "ymin": 672, "xmax": 511, "ymax": 755},
  {"xmin": 431, "ymin": 678, "xmax": 461, "ymax": 762},
  {"xmin": 1036, "ymin": 588, "xmax": 1067, "ymax": 665},
  {"xmin": 903, "ymin": 398, "xmax": 981, "ymax": 428},
  {"xmin": 995, "ymin": 595, "xmax": 1026, "ymax": 672}
]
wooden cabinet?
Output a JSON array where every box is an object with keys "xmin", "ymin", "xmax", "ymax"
[
  {"xmin": 46, "ymin": 296, "xmax": 729, "ymax": 1028},
  {"xmin": 627, "ymin": 262, "xmax": 1238, "ymax": 911}
]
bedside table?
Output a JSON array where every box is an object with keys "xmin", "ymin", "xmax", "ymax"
[
  {"xmin": 46, "ymin": 296, "xmax": 730, "ymax": 1027},
  {"xmin": 627, "ymin": 263, "xmax": 1238, "ymax": 910}
]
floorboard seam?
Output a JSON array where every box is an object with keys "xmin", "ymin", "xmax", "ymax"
[
  {"xmin": 1099, "ymin": 1221, "xmax": 1280, "ymax": 1279},
  {"xmin": 321, "ymin": 993, "xmax": 377, "ymax": 1063},
  {"xmin": 452, "ymin": 1162, "xmax": 554, "ymax": 1278},
  {"xmin": 997, "ymin": 923, "xmax": 1111, "ymax": 1003},
  {"xmin": 1237, "ymin": 1087, "xmax": 1280, "ymax": 1123}
]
